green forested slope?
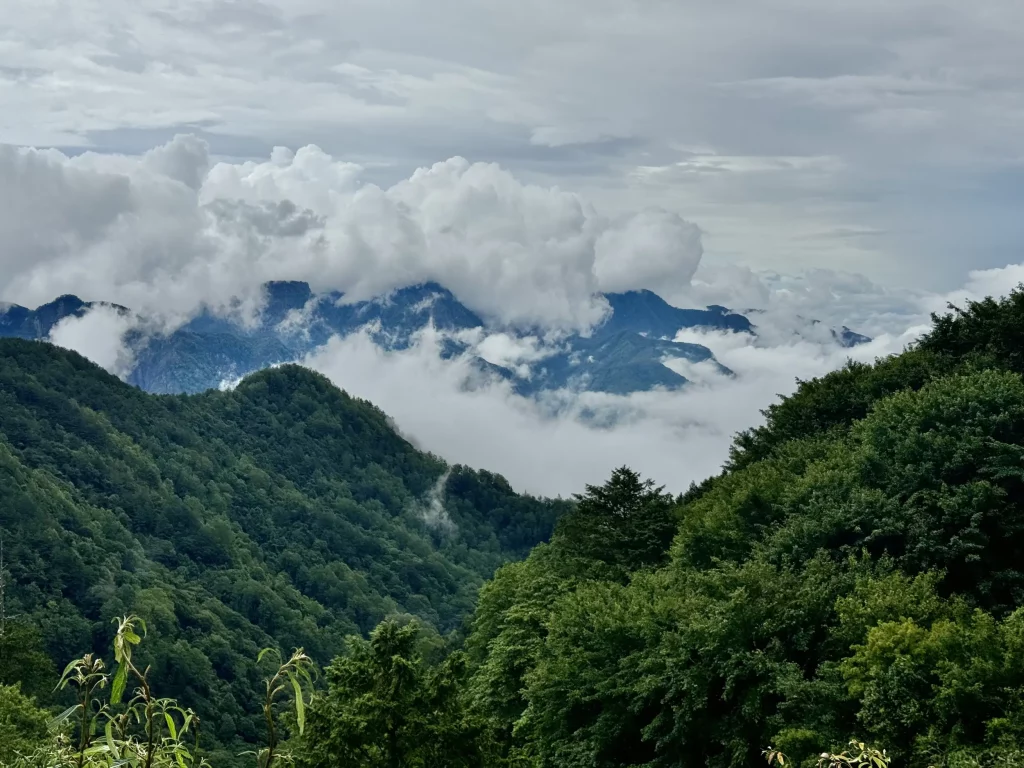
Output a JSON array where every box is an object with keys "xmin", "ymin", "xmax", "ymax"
[
  {"xmin": 0, "ymin": 339, "xmax": 567, "ymax": 760},
  {"xmin": 460, "ymin": 291, "xmax": 1024, "ymax": 768}
]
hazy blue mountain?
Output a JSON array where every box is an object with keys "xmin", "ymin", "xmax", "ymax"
[
  {"xmin": 834, "ymin": 326, "xmax": 872, "ymax": 347},
  {"xmin": 520, "ymin": 331, "xmax": 727, "ymax": 396},
  {"xmin": 129, "ymin": 331, "xmax": 295, "ymax": 394},
  {"xmin": 596, "ymin": 291, "xmax": 753, "ymax": 338},
  {"xmin": 0, "ymin": 281, "xmax": 867, "ymax": 397},
  {"xmin": 0, "ymin": 295, "xmax": 102, "ymax": 339}
]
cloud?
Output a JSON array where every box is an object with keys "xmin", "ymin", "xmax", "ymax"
[
  {"xmin": 411, "ymin": 469, "xmax": 456, "ymax": 533},
  {"xmin": 594, "ymin": 209, "xmax": 703, "ymax": 296},
  {"xmin": 300, "ymin": 322, "xmax": 915, "ymax": 497},
  {"xmin": 927, "ymin": 263, "xmax": 1024, "ymax": 314},
  {"xmin": 675, "ymin": 263, "xmax": 930, "ymax": 339},
  {"xmin": 48, "ymin": 305, "xmax": 138, "ymax": 378},
  {"xmin": 469, "ymin": 331, "xmax": 558, "ymax": 379},
  {"xmin": 0, "ymin": 138, "xmax": 706, "ymax": 333}
]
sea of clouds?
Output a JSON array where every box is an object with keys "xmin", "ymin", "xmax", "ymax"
[{"xmin": 5, "ymin": 135, "xmax": 1022, "ymax": 496}]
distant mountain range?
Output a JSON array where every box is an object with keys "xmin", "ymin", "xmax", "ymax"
[{"xmin": 0, "ymin": 282, "xmax": 869, "ymax": 397}]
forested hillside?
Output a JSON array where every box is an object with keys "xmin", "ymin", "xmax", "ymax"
[
  {"xmin": 456, "ymin": 290, "xmax": 1024, "ymax": 768},
  {"xmin": 0, "ymin": 339, "xmax": 567, "ymax": 763}
]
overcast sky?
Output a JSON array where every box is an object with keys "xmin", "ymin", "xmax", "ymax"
[{"xmin": 4, "ymin": 0, "xmax": 1023, "ymax": 293}]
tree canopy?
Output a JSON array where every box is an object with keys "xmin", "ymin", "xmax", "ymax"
[{"xmin": 461, "ymin": 288, "xmax": 1024, "ymax": 768}]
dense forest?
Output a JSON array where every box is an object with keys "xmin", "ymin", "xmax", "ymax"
[
  {"xmin": 7, "ymin": 289, "xmax": 1024, "ymax": 767},
  {"xmin": 0, "ymin": 339, "xmax": 568, "ymax": 764}
]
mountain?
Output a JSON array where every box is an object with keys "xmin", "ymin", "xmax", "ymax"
[
  {"xmin": 0, "ymin": 282, "xmax": 868, "ymax": 398},
  {"xmin": 0, "ymin": 338, "xmax": 569, "ymax": 762},
  {"xmin": 0, "ymin": 294, "xmax": 99, "ymax": 339},
  {"xmin": 518, "ymin": 330, "xmax": 725, "ymax": 396},
  {"xmin": 833, "ymin": 325, "xmax": 872, "ymax": 346},
  {"xmin": 599, "ymin": 290, "xmax": 753, "ymax": 337}
]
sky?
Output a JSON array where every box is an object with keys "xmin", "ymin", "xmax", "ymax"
[
  {"xmin": 3, "ymin": 0, "xmax": 1024, "ymax": 494},
  {"xmin": 4, "ymin": 0, "xmax": 1024, "ymax": 287}
]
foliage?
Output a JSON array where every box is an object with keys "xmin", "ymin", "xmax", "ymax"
[
  {"xmin": 0, "ymin": 683, "xmax": 50, "ymax": 763},
  {"xmin": 555, "ymin": 466, "xmax": 678, "ymax": 577},
  {"xmin": 729, "ymin": 285, "xmax": 1024, "ymax": 473},
  {"xmin": 3, "ymin": 614, "xmax": 208, "ymax": 768},
  {"xmin": 298, "ymin": 618, "xmax": 488, "ymax": 768},
  {"xmin": 0, "ymin": 614, "xmax": 322, "ymax": 768},
  {"xmin": 0, "ymin": 339, "xmax": 566, "ymax": 761},
  {"xmin": 766, "ymin": 740, "xmax": 890, "ymax": 768},
  {"xmin": 0, "ymin": 622, "xmax": 57, "ymax": 700},
  {"xmin": 246, "ymin": 648, "xmax": 317, "ymax": 768},
  {"xmin": 460, "ymin": 291, "xmax": 1024, "ymax": 767},
  {"xmin": 14, "ymin": 289, "xmax": 1024, "ymax": 766}
]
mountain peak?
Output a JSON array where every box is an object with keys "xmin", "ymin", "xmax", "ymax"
[
  {"xmin": 264, "ymin": 280, "xmax": 314, "ymax": 302},
  {"xmin": 42, "ymin": 294, "xmax": 88, "ymax": 312},
  {"xmin": 599, "ymin": 290, "xmax": 752, "ymax": 338},
  {"xmin": 235, "ymin": 361, "xmax": 339, "ymax": 397},
  {"xmin": 262, "ymin": 281, "xmax": 315, "ymax": 325},
  {"xmin": 2, "ymin": 281, "xmax": 868, "ymax": 398}
]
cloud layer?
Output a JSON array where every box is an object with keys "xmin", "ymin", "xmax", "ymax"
[
  {"xmin": 48, "ymin": 305, "xmax": 139, "ymax": 378},
  {"xmin": 0, "ymin": 135, "xmax": 942, "ymax": 337},
  {"xmin": 300, "ymin": 323, "xmax": 917, "ymax": 496},
  {"xmin": 0, "ymin": 137, "xmax": 707, "ymax": 331},
  {"xmin": 5, "ymin": 0, "xmax": 1024, "ymax": 289}
]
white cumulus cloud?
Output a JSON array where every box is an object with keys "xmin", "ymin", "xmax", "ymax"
[
  {"xmin": 48, "ymin": 305, "xmax": 139, "ymax": 378},
  {"xmin": 1, "ymin": 137, "xmax": 709, "ymax": 333}
]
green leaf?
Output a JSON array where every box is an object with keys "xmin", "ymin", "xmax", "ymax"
[
  {"xmin": 111, "ymin": 662, "xmax": 129, "ymax": 704},
  {"xmin": 165, "ymin": 711, "xmax": 178, "ymax": 740},
  {"xmin": 48, "ymin": 704, "xmax": 80, "ymax": 730},
  {"xmin": 288, "ymin": 671, "xmax": 305, "ymax": 734},
  {"xmin": 56, "ymin": 658, "xmax": 82, "ymax": 690}
]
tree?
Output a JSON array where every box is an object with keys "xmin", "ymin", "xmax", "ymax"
[
  {"xmin": 299, "ymin": 619, "xmax": 486, "ymax": 768},
  {"xmin": 0, "ymin": 682, "xmax": 50, "ymax": 764},
  {"xmin": 0, "ymin": 533, "xmax": 56, "ymax": 698},
  {"xmin": 554, "ymin": 467, "xmax": 677, "ymax": 575}
]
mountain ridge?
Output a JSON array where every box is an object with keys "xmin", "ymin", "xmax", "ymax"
[{"xmin": 0, "ymin": 281, "xmax": 868, "ymax": 398}]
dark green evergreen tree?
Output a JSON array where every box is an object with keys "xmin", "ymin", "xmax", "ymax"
[{"xmin": 554, "ymin": 466, "xmax": 677, "ymax": 575}]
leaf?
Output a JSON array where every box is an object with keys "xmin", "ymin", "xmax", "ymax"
[
  {"xmin": 165, "ymin": 711, "xmax": 178, "ymax": 740},
  {"xmin": 288, "ymin": 671, "xmax": 306, "ymax": 734},
  {"xmin": 48, "ymin": 704, "xmax": 80, "ymax": 730},
  {"xmin": 56, "ymin": 658, "xmax": 84, "ymax": 691},
  {"xmin": 111, "ymin": 662, "xmax": 129, "ymax": 705}
]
